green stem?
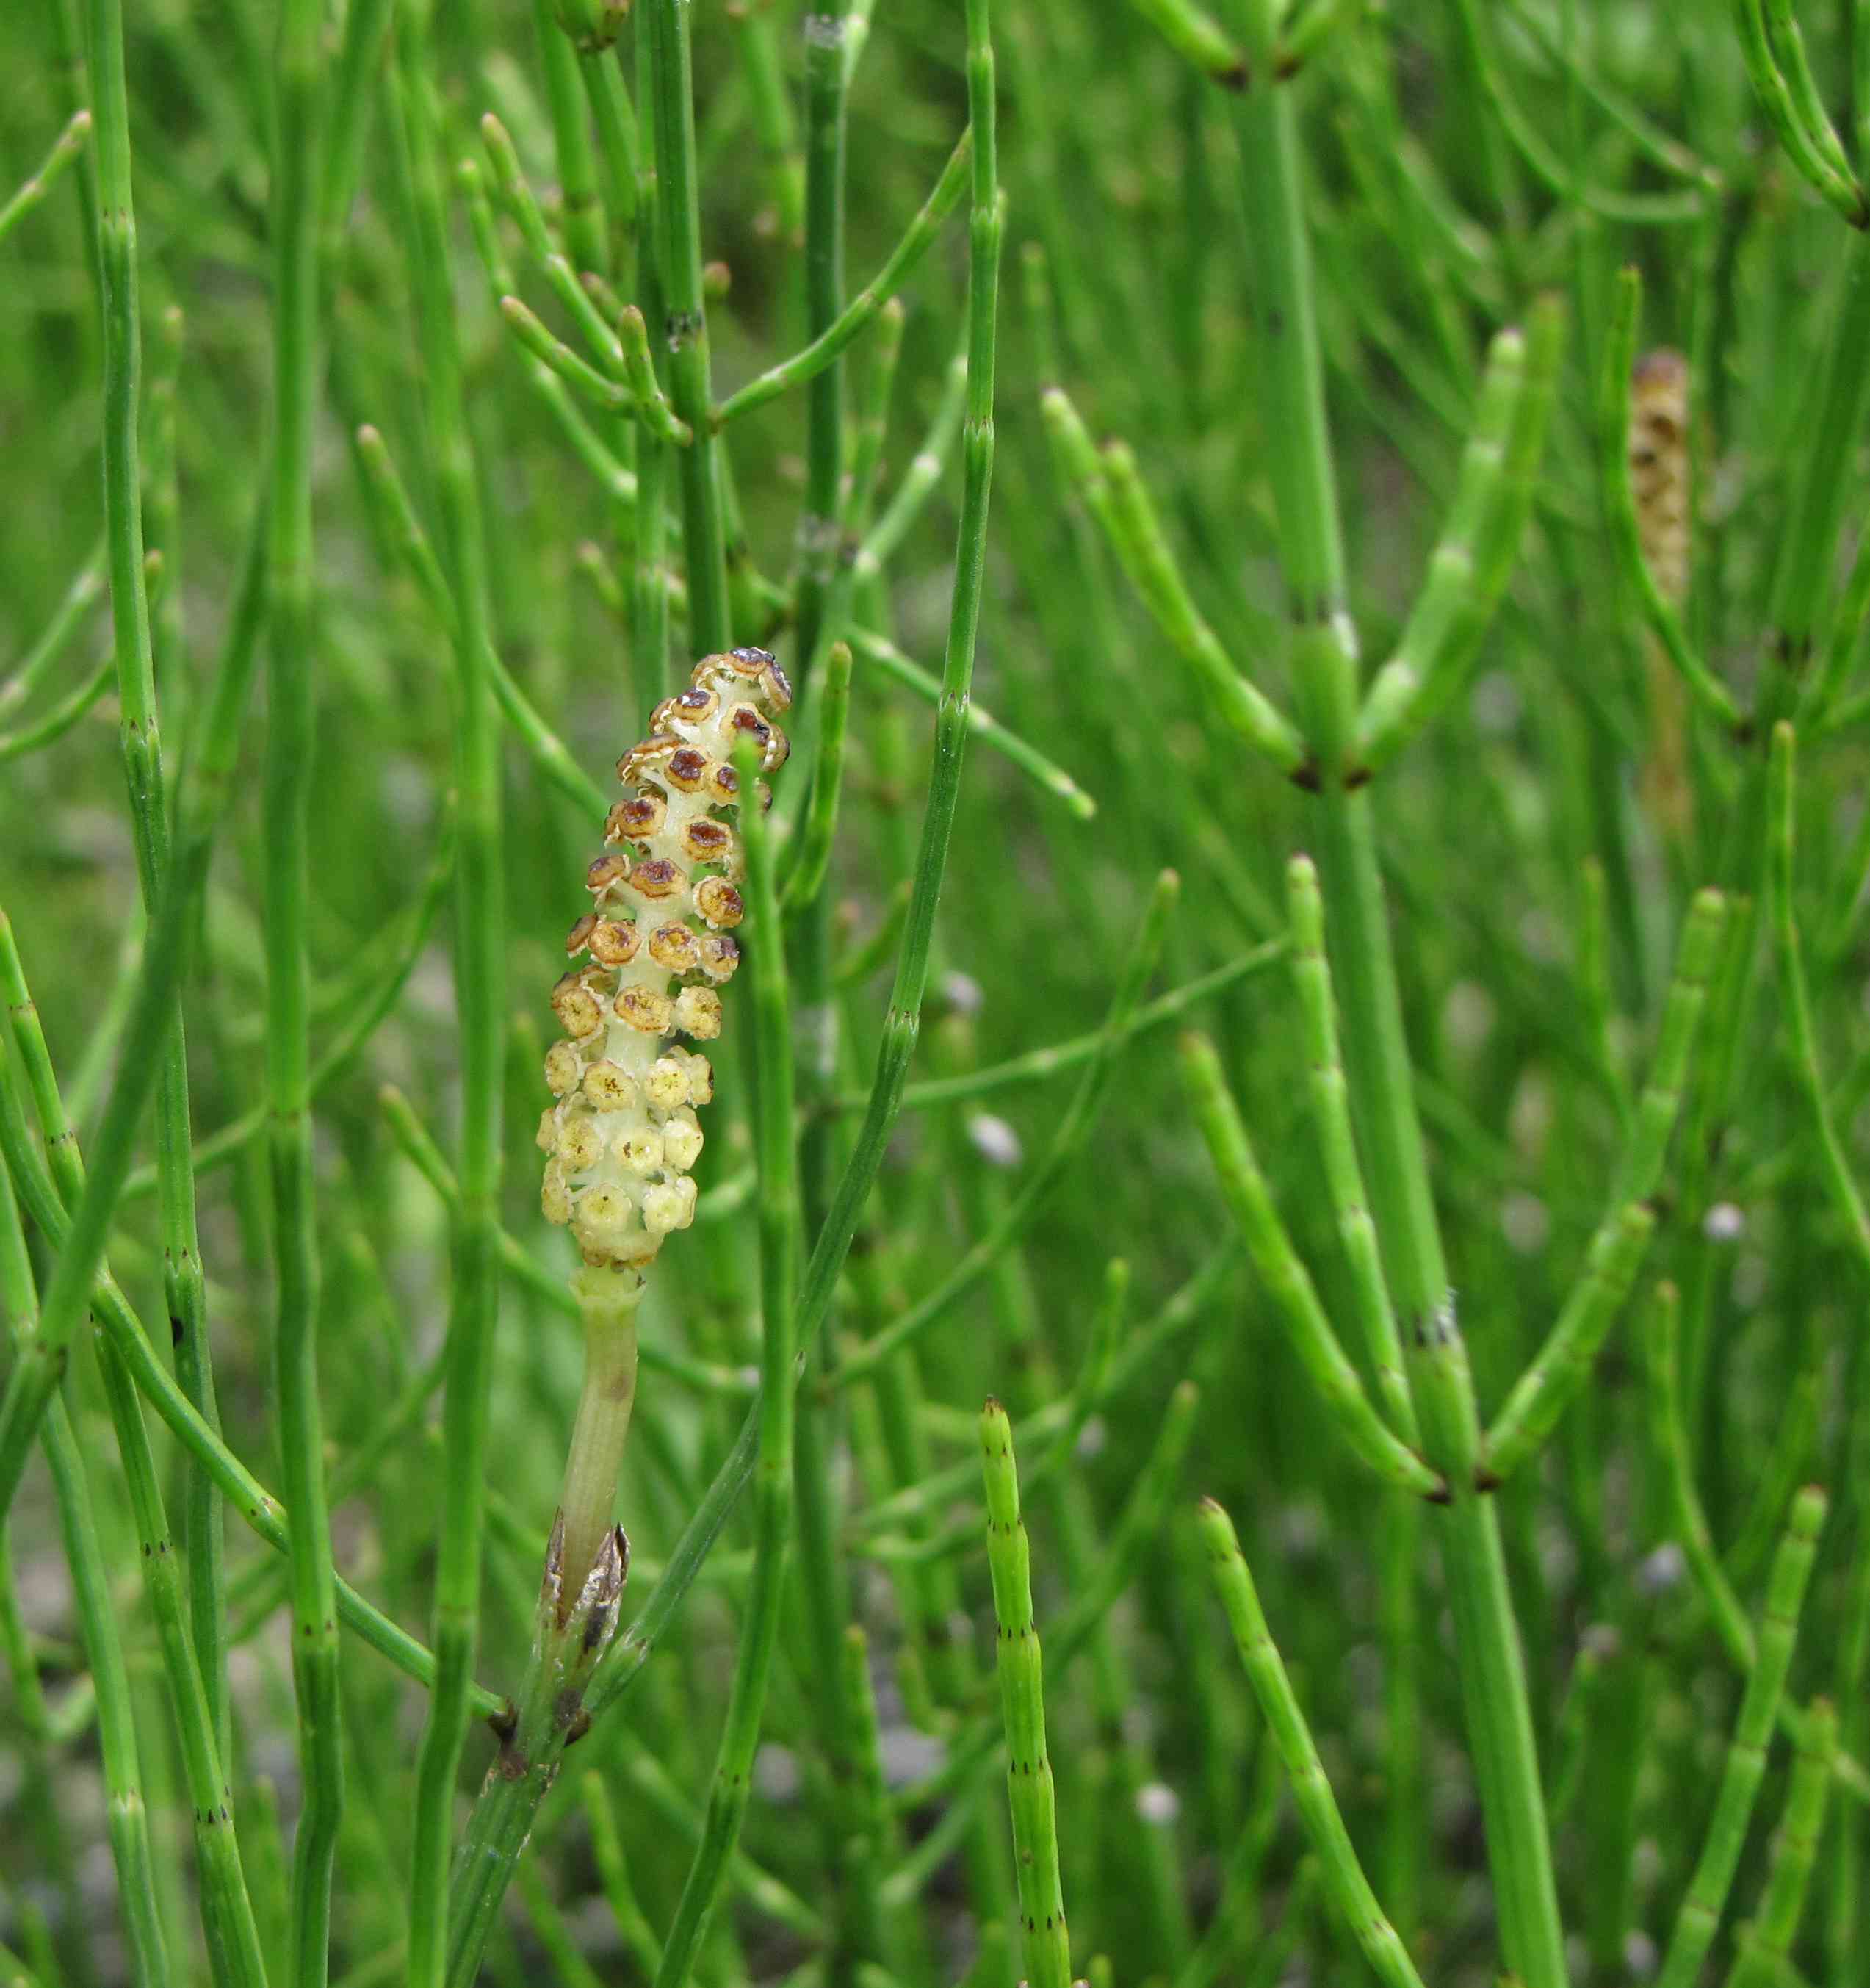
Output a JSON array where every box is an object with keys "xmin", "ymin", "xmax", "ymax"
[
  {"xmin": 441, "ymin": 0, "xmax": 1002, "ymax": 1951},
  {"xmin": 267, "ymin": 0, "xmax": 342, "ymax": 1975},
  {"xmin": 0, "ymin": 654, "xmax": 114, "ymax": 764},
  {"xmin": 780, "ymin": 640, "xmax": 853, "ymax": 915},
  {"xmin": 0, "ymin": 541, "xmax": 104, "ymax": 721},
  {"xmin": 980, "ymin": 1402, "xmax": 1072, "ymax": 1988},
  {"xmin": 0, "ymin": 1152, "xmax": 168, "ymax": 1988},
  {"xmin": 1728, "ymin": 1696, "xmax": 1836, "ymax": 1988},
  {"xmin": 0, "ymin": 108, "xmax": 91, "ymax": 245},
  {"xmin": 1, "ymin": 1005, "xmax": 265, "ymax": 1987},
  {"xmin": 0, "ymin": 987, "xmax": 488, "ymax": 1728},
  {"xmin": 1179, "ymin": 1031, "xmax": 1442, "ymax": 1497},
  {"xmin": 1199, "ymin": 1498, "xmax": 1426, "ymax": 1988},
  {"xmin": 717, "ymin": 129, "xmax": 972, "ymax": 424},
  {"xmin": 845, "ymin": 628, "xmax": 1094, "ymax": 818},
  {"xmin": 1224, "ymin": 21, "xmax": 1566, "ymax": 1982},
  {"xmin": 555, "ymin": 1283, "xmax": 643, "ymax": 1606},
  {"xmin": 649, "ymin": 734, "xmax": 799, "ymax": 1988},
  {"xmin": 1285, "ymin": 854, "xmax": 1415, "ymax": 1438},
  {"xmin": 1655, "ymin": 1486, "xmax": 1827, "ymax": 1988},
  {"xmin": 644, "ymin": 0, "xmax": 731, "ymax": 654},
  {"xmin": 390, "ymin": 15, "xmax": 508, "ymax": 1984},
  {"xmin": 629, "ymin": 22, "xmax": 671, "ymax": 717},
  {"xmin": 837, "ymin": 871, "xmax": 1177, "ymax": 1391}
]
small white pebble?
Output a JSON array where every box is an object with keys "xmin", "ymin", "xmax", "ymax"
[
  {"xmin": 967, "ymin": 1114, "xmax": 1022, "ymax": 1168},
  {"xmin": 1501, "ymin": 1192, "xmax": 1549, "ymax": 1256},
  {"xmin": 1470, "ymin": 671, "xmax": 1523, "ymax": 736},
  {"xmin": 1518, "ymin": 907, "xmax": 1560, "ymax": 964},
  {"xmin": 754, "ymin": 1743, "xmax": 800, "ymax": 1802},
  {"xmin": 1639, "ymin": 1544, "xmax": 1686, "ymax": 1597},
  {"xmin": 1135, "ymin": 1782, "xmax": 1180, "ymax": 1828},
  {"xmin": 941, "ymin": 970, "xmax": 983, "ymax": 1017},
  {"xmin": 1443, "ymin": 980, "xmax": 1495, "ymax": 1056}
]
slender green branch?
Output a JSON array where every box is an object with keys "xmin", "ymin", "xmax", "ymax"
[
  {"xmin": 0, "ymin": 109, "xmax": 91, "ymax": 246},
  {"xmin": 725, "ymin": 0, "xmax": 803, "ymax": 239},
  {"xmin": 1178, "ymin": 1031, "xmax": 1443, "ymax": 1498},
  {"xmin": 846, "ymin": 627, "xmax": 1096, "ymax": 817},
  {"xmin": 1769, "ymin": 724, "xmax": 1870, "ymax": 1263},
  {"xmin": 1355, "ymin": 300, "xmax": 1563, "ymax": 772},
  {"xmin": 1728, "ymin": 1696, "xmax": 1836, "ymax": 1988},
  {"xmin": 479, "ymin": 109, "xmax": 627, "ymax": 378},
  {"xmin": 980, "ymin": 1401, "xmax": 1072, "ymax": 1988},
  {"xmin": 353, "ymin": 422, "xmax": 612, "ymax": 819},
  {"xmin": 837, "ymin": 871, "xmax": 1177, "ymax": 1390},
  {"xmin": 1655, "ymin": 1486, "xmax": 1827, "ymax": 1988},
  {"xmin": 580, "ymin": 1774, "xmax": 663, "ymax": 1980},
  {"xmin": 0, "ymin": 653, "xmax": 113, "ymax": 763},
  {"xmin": 835, "ymin": 943, "xmax": 1288, "ymax": 1113},
  {"xmin": 0, "ymin": 542, "xmax": 105, "ymax": 721},
  {"xmin": 1735, "ymin": 0, "xmax": 1868, "ymax": 226},
  {"xmin": 618, "ymin": 303, "xmax": 693, "ymax": 444},
  {"xmin": 629, "ymin": 24, "xmax": 672, "ymax": 714},
  {"xmin": 645, "ymin": 0, "xmax": 732, "ymax": 652},
  {"xmin": 781, "ymin": 639, "xmax": 853, "ymax": 915},
  {"xmin": 1483, "ymin": 1203, "xmax": 1655, "ymax": 1483},
  {"xmin": 391, "ymin": 16, "xmax": 508, "ymax": 1981},
  {"xmin": 1484, "ymin": 888, "xmax": 1725, "ymax": 1480},
  {"xmin": 618, "ymin": 1744, "xmax": 826, "ymax": 1942},
  {"xmin": 0, "ymin": 1118, "xmax": 168, "ymax": 1988},
  {"xmin": 1199, "ymin": 1498, "xmax": 1426, "ymax": 1988},
  {"xmin": 1286, "ymin": 854, "xmax": 1415, "ymax": 1439},
  {"xmin": 501, "ymin": 292, "xmax": 636, "ymax": 411},
  {"xmin": 852, "ymin": 339, "xmax": 967, "ymax": 583},
  {"xmin": 717, "ymin": 130, "xmax": 972, "ymax": 423},
  {"xmin": 1039, "ymin": 390, "xmax": 1307, "ymax": 774},
  {"xmin": 1125, "ymin": 0, "xmax": 1247, "ymax": 86}
]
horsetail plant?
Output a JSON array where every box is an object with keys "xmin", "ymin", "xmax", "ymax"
[
  {"xmin": 980, "ymin": 1400, "xmax": 1072, "ymax": 1988},
  {"xmin": 1199, "ymin": 1497, "xmax": 1426, "ymax": 1988},
  {"xmin": 1654, "ymin": 1485, "xmax": 1827, "ymax": 1988},
  {"xmin": 540, "ymin": 652, "xmax": 791, "ymax": 1597},
  {"xmin": 23, "ymin": 1, "xmax": 1870, "ymax": 1982},
  {"xmin": 1727, "ymin": 1694, "xmax": 1838, "ymax": 1988}
]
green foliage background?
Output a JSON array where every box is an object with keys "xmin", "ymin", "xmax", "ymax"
[{"xmin": 4, "ymin": 2, "xmax": 1870, "ymax": 1986}]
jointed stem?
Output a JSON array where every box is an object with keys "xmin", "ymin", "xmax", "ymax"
[
  {"xmin": 391, "ymin": 13, "xmax": 508, "ymax": 1984},
  {"xmin": 0, "ymin": 1083, "xmax": 168, "ymax": 1988},
  {"xmin": 266, "ymin": 0, "xmax": 344, "ymax": 1975},
  {"xmin": 1224, "ymin": 18, "xmax": 1566, "ymax": 1982},
  {"xmin": 1200, "ymin": 1499, "xmax": 1426, "ymax": 1988},
  {"xmin": 643, "ymin": 0, "xmax": 731, "ymax": 655},
  {"xmin": 981, "ymin": 1402, "xmax": 1072, "ymax": 1988},
  {"xmin": 1655, "ymin": 1486, "xmax": 1827, "ymax": 1988},
  {"xmin": 556, "ymin": 1276, "xmax": 644, "ymax": 1610}
]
